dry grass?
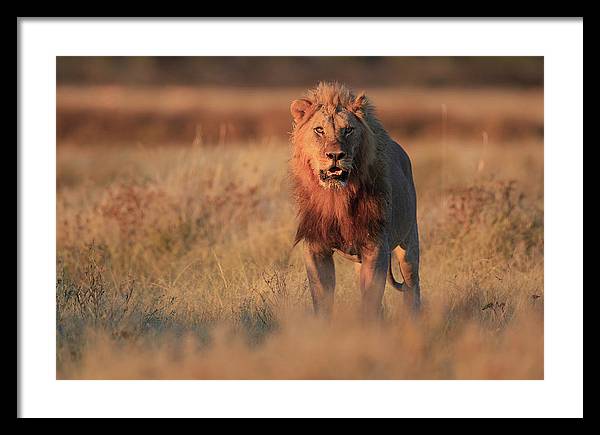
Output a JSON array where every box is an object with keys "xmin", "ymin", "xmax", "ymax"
[{"xmin": 57, "ymin": 129, "xmax": 543, "ymax": 378}]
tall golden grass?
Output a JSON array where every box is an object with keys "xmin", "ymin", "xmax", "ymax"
[{"xmin": 56, "ymin": 86, "xmax": 543, "ymax": 379}]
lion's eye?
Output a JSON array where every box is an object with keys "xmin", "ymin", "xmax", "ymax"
[
  {"xmin": 314, "ymin": 127, "xmax": 324, "ymax": 135},
  {"xmin": 345, "ymin": 127, "xmax": 354, "ymax": 136}
]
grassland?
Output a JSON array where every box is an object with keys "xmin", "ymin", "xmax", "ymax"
[{"xmin": 56, "ymin": 86, "xmax": 544, "ymax": 379}]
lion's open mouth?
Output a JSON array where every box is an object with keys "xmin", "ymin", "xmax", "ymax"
[{"xmin": 319, "ymin": 167, "xmax": 350, "ymax": 184}]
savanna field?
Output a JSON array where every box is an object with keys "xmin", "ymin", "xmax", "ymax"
[{"xmin": 56, "ymin": 85, "xmax": 544, "ymax": 379}]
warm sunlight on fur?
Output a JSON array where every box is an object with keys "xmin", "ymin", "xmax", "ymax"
[{"xmin": 290, "ymin": 82, "xmax": 421, "ymax": 317}]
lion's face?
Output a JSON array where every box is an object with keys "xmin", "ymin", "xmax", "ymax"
[{"xmin": 291, "ymin": 101, "xmax": 365, "ymax": 189}]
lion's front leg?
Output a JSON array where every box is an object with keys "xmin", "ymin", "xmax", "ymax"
[
  {"xmin": 359, "ymin": 240, "xmax": 389, "ymax": 320},
  {"xmin": 303, "ymin": 243, "xmax": 336, "ymax": 317}
]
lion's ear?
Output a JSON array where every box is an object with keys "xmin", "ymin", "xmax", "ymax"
[
  {"xmin": 351, "ymin": 92, "xmax": 368, "ymax": 114},
  {"xmin": 290, "ymin": 99, "xmax": 312, "ymax": 123}
]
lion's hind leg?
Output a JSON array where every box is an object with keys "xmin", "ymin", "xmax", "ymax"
[{"xmin": 392, "ymin": 245, "xmax": 421, "ymax": 313}]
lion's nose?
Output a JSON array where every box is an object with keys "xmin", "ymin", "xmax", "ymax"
[{"xmin": 325, "ymin": 151, "xmax": 346, "ymax": 162}]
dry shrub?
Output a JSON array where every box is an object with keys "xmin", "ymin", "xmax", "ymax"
[
  {"xmin": 100, "ymin": 183, "xmax": 170, "ymax": 241},
  {"xmin": 446, "ymin": 180, "xmax": 521, "ymax": 230},
  {"xmin": 56, "ymin": 242, "xmax": 177, "ymax": 367},
  {"xmin": 438, "ymin": 178, "xmax": 543, "ymax": 262},
  {"xmin": 233, "ymin": 266, "xmax": 310, "ymax": 345}
]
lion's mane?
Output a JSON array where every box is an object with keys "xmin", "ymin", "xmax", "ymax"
[{"xmin": 290, "ymin": 82, "xmax": 390, "ymax": 251}]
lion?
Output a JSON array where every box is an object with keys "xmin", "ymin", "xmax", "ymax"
[{"xmin": 289, "ymin": 82, "xmax": 420, "ymax": 318}]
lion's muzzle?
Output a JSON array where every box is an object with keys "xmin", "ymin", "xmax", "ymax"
[{"xmin": 319, "ymin": 166, "xmax": 350, "ymax": 185}]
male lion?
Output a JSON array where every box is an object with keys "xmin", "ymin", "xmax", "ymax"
[{"xmin": 290, "ymin": 82, "xmax": 420, "ymax": 318}]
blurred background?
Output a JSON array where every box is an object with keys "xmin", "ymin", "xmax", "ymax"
[
  {"xmin": 58, "ymin": 56, "xmax": 543, "ymax": 87},
  {"xmin": 57, "ymin": 56, "xmax": 543, "ymax": 147}
]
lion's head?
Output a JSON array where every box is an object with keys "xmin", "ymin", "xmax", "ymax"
[
  {"xmin": 289, "ymin": 82, "xmax": 387, "ymax": 249},
  {"xmin": 290, "ymin": 82, "xmax": 377, "ymax": 190}
]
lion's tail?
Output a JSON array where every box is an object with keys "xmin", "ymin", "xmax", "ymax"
[{"xmin": 387, "ymin": 254, "xmax": 407, "ymax": 292}]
